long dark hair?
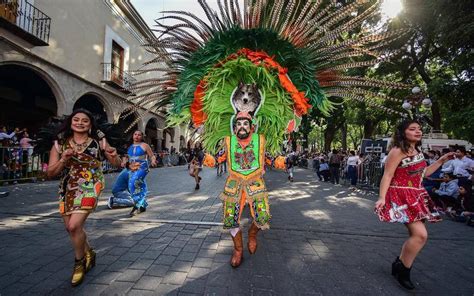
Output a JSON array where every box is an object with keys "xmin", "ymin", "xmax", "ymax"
[
  {"xmin": 390, "ymin": 119, "xmax": 422, "ymax": 154},
  {"xmin": 56, "ymin": 109, "xmax": 100, "ymax": 142}
]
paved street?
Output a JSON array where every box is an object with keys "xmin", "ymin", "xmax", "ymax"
[{"xmin": 0, "ymin": 166, "xmax": 473, "ymax": 296}]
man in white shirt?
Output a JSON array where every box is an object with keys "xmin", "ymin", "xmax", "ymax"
[
  {"xmin": 442, "ymin": 147, "xmax": 474, "ymax": 187},
  {"xmin": 346, "ymin": 151, "xmax": 360, "ymax": 187}
]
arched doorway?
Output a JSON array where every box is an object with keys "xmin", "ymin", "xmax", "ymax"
[
  {"xmin": 162, "ymin": 127, "xmax": 175, "ymax": 152},
  {"xmin": 73, "ymin": 93, "xmax": 108, "ymax": 124},
  {"xmin": 145, "ymin": 118, "xmax": 159, "ymax": 152},
  {"xmin": 0, "ymin": 64, "xmax": 58, "ymax": 133}
]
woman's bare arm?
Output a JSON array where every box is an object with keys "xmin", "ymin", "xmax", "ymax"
[
  {"xmin": 47, "ymin": 143, "xmax": 72, "ymax": 178},
  {"xmin": 375, "ymin": 148, "xmax": 405, "ymax": 209},
  {"xmin": 424, "ymin": 152, "xmax": 455, "ymax": 177},
  {"xmin": 142, "ymin": 143, "xmax": 157, "ymax": 166},
  {"xmin": 102, "ymin": 139, "xmax": 122, "ymax": 167}
]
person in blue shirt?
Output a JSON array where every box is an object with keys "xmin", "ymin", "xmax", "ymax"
[
  {"xmin": 319, "ymin": 159, "xmax": 330, "ymax": 182},
  {"xmin": 431, "ymin": 173, "xmax": 459, "ymax": 211}
]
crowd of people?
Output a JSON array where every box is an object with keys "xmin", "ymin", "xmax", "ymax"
[
  {"xmin": 274, "ymin": 142, "xmax": 474, "ymax": 230},
  {"xmin": 276, "ymin": 149, "xmax": 372, "ymax": 187},
  {"xmin": 423, "ymin": 147, "xmax": 474, "ymax": 225},
  {"xmin": 0, "ymin": 125, "xmax": 38, "ymax": 182}
]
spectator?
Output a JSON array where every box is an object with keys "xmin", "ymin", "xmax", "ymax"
[
  {"xmin": 20, "ymin": 132, "xmax": 34, "ymax": 156},
  {"xmin": 329, "ymin": 149, "xmax": 342, "ymax": 184},
  {"xmin": 423, "ymin": 167, "xmax": 443, "ymax": 193},
  {"xmin": 450, "ymin": 185, "xmax": 474, "ymax": 224},
  {"xmin": 460, "ymin": 185, "xmax": 474, "ymax": 226},
  {"xmin": 440, "ymin": 148, "xmax": 454, "ymax": 174},
  {"xmin": 426, "ymin": 150, "xmax": 436, "ymax": 165},
  {"xmin": 434, "ymin": 150, "xmax": 441, "ymax": 161},
  {"xmin": 431, "ymin": 173, "xmax": 459, "ymax": 211},
  {"xmin": 346, "ymin": 150, "xmax": 360, "ymax": 188},
  {"xmin": 319, "ymin": 159, "xmax": 330, "ymax": 182},
  {"xmin": 312, "ymin": 154, "xmax": 321, "ymax": 180},
  {"xmin": 0, "ymin": 126, "xmax": 16, "ymax": 146},
  {"xmin": 442, "ymin": 147, "xmax": 474, "ymax": 188}
]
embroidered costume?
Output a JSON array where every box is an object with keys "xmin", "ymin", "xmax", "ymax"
[
  {"xmin": 127, "ymin": 144, "xmax": 150, "ymax": 209},
  {"xmin": 377, "ymin": 153, "xmax": 439, "ymax": 223},
  {"xmin": 221, "ymin": 133, "xmax": 270, "ymax": 229},
  {"xmin": 57, "ymin": 139, "xmax": 104, "ymax": 215}
]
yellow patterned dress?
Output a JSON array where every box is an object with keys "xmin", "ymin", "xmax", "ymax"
[{"xmin": 56, "ymin": 139, "xmax": 105, "ymax": 215}]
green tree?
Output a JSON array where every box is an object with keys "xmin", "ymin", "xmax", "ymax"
[{"xmin": 383, "ymin": 0, "xmax": 473, "ymax": 140}]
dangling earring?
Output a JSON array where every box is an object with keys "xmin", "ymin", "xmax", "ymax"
[{"xmin": 88, "ymin": 128, "xmax": 91, "ymax": 135}]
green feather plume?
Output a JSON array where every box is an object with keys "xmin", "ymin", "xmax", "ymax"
[
  {"xmin": 169, "ymin": 28, "xmax": 331, "ymax": 118},
  {"xmin": 201, "ymin": 57, "xmax": 296, "ymax": 155}
]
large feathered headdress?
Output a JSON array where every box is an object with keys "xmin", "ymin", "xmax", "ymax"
[{"xmin": 130, "ymin": 0, "xmax": 411, "ymax": 154}]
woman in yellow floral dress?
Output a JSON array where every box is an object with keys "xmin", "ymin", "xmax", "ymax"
[{"xmin": 47, "ymin": 109, "xmax": 121, "ymax": 286}]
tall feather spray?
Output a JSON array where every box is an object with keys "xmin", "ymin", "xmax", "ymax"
[{"xmin": 128, "ymin": 0, "xmax": 412, "ymax": 152}]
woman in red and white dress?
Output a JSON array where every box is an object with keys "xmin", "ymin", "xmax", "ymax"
[{"xmin": 375, "ymin": 120, "xmax": 454, "ymax": 290}]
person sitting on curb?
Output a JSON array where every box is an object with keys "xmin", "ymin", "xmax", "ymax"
[
  {"xmin": 319, "ymin": 159, "xmax": 330, "ymax": 182},
  {"xmin": 449, "ymin": 185, "xmax": 474, "ymax": 225},
  {"xmin": 431, "ymin": 173, "xmax": 459, "ymax": 211}
]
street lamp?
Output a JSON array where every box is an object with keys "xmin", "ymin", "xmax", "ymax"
[
  {"xmin": 402, "ymin": 86, "xmax": 432, "ymax": 116},
  {"xmin": 402, "ymin": 86, "xmax": 433, "ymax": 127}
]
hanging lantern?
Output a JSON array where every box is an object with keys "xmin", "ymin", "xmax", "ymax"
[
  {"xmin": 402, "ymin": 100, "xmax": 412, "ymax": 110},
  {"xmin": 422, "ymin": 97, "xmax": 432, "ymax": 108},
  {"xmin": 412, "ymin": 86, "xmax": 421, "ymax": 94}
]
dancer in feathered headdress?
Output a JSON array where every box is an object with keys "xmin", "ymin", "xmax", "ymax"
[{"xmin": 131, "ymin": 0, "xmax": 411, "ymax": 268}]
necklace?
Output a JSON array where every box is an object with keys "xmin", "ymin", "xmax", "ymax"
[{"xmin": 71, "ymin": 137, "xmax": 91, "ymax": 152}]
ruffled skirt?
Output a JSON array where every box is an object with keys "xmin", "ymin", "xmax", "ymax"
[{"xmin": 376, "ymin": 186, "xmax": 440, "ymax": 223}]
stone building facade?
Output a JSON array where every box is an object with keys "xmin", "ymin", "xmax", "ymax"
[{"xmin": 0, "ymin": 0, "xmax": 189, "ymax": 151}]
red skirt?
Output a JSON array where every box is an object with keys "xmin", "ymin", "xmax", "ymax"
[{"xmin": 376, "ymin": 186, "xmax": 440, "ymax": 223}]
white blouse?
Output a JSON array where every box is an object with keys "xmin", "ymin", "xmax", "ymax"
[{"xmin": 346, "ymin": 156, "xmax": 360, "ymax": 166}]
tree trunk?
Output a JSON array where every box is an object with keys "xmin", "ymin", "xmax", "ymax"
[
  {"xmin": 324, "ymin": 122, "xmax": 339, "ymax": 152},
  {"xmin": 341, "ymin": 123, "xmax": 347, "ymax": 151},
  {"xmin": 324, "ymin": 129, "xmax": 335, "ymax": 152},
  {"xmin": 430, "ymin": 101, "xmax": 442, "ymax": 131},
  {"xmin": 363, "ymin": 120, "xmax": 375, "ymax": 139}
]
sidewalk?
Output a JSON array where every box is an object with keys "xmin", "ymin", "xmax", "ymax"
[{"xmin": 0, "ymin": 166, "xmax": 473, "ymax": 295}]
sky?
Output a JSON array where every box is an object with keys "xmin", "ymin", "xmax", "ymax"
[
  {"xmin": 132, "ymin": 0, "xmax": 229, "ymax": 32},
  {"xmin": 131, "ymin": 0, "xmax": 404, "ymax": 36}
]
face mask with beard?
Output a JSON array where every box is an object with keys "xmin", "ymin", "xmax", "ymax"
[
  {"xmin": 236, "ymin": 127, "xmax": 250, "ymax": 139},
  {"xmin": 234, "ymin": 119, "xmax": 251, "ymax": 140}
]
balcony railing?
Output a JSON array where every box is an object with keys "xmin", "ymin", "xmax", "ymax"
[
  {"xmin": 101, "ymin": 63, "xmax": 136, "ymax": 94},
  {"xmin": 0, "ymin": 0, "xmax": 51, "ymax": 46}
]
